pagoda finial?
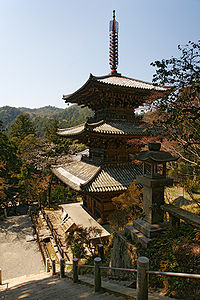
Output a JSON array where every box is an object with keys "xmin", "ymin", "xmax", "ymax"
[{"xmin": 109, "ymin": 10, "xmax": 119, "ymax": 75}]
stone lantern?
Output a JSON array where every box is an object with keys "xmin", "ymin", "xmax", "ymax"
[
  {"xmin": 136, "ymin": 142, "xmax": 178, "ymax": 224},
  {"xmin": 126, "ymin": 143, "xmax": 178, "ymax": 247}
]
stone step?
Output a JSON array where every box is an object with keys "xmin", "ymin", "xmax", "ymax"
[
  {"xmin": 0, "ymin": 272, "xmax": 124, "ymax": 299},
  {"xmin": 1, "ymin": 270, "xmax": 175, "ymax": 300},
  {"xmin": 133, "ymin": 219, "xmax": 167, "ymax": 238}
]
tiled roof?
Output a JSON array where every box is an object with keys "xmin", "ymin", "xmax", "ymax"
[
  {"xmin": 51, "ymin": 161, "xmax": 100, "ymax": 191},
  {"xmin": 62, "ymin": 74, "xmax": 170, "ymax": 104},
  {"xmin": 61, "ymin": 203, "xmax": 110, "ymax": 238},
  {"xmin": 94, "ymin": 75, "xmax": 168, "ymax": 91},
  {"xmin": 52, "ymin": 161, "xmax": 143, "ymax": 193},
  {"xmin": 58, "ymin": 124, "xmax": 85, "ymax": 137},
  {"xmin": 89, "ymin": 121, "xmax": 149, "ymax": 135},
  {"xmin": 58, "ymin": 121, "xmax": 150, "ymax": 137},
  {"xmin": 83, "ymin": 164, "xmax": 143, "ymax": 192}
]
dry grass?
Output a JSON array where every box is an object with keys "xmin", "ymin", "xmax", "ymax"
[{"xmin": 165, "ymin": 186, "xmax": 200, "ymax": 214}]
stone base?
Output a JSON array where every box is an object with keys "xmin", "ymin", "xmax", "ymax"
[
  {"xmin": 133, "ymin": 219, "xmax": 168, "ymax": 238},
  {"xmin": 125, "ymin": 225, "xmax": 152, "ymax": 248},
  {"xmin": 125, "ymin": 219, "xmax": 168, "ymax": 248}
]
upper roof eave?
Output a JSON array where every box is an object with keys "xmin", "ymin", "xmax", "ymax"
[
  {"xmin": 57, "ymin": 120, "xmax": 156, "ymax": 138},
  {"xmin": 62, "ymin": 74, "xmax": 172, "ymax": 103},
  {"xmin": 62, "ymin": 73, "xmax": 94, "ymax": 102},
  {"xmin": 93, "ymin": 74, "xmax": 171, "ymax": 90},
  {"xmin": 57, "ymin": 123, "xmax": 86, "ymax": 137}
]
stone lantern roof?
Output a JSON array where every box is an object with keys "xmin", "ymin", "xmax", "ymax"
[{"xmin": 134, "ymin": 143, "xmax": 179, "ymax": 164}]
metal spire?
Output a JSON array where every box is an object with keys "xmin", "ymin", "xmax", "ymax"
[{"xmin": 109, "ymin": 10, "xmax": 119, "ymax": 75}]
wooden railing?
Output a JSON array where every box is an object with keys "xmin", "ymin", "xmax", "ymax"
[
  {"xmin": 42, "ymin": 210, "xmax": 69, "ymax": 260},
  {"xmin": 161, "ymin": 204, "xmax": 200, "ymax": 227},
  {"xmin": 30, "ymin": 211, "xmax": 48, "ymax": 266},
  {"xmin": 49, "ymin": 255, "xmax": 200, "ymax": 300},
  {"xmin": 29, "ymin": 210, "xmax": 200, "ymax": 299}
]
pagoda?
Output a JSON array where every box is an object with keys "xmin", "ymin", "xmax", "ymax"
[{"xmin": 52, "ymin": 11, "xmax": 169, "ymax": 223}]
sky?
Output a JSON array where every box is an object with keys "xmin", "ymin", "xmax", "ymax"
[{"xmin": 0, "ymin": 0, "xmax": 200, "ymax": 109}]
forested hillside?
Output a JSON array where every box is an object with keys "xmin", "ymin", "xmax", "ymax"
[{"xmin": 0, "ymin": 105, "xmax": 93, "ymax": 137}]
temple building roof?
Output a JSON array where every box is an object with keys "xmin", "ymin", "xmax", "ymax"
[
  {"xmin": 58, "ymin": 124, "xmax": 85, "ymax": 137},
  {"xmin": 63, "ymin": 74, "xmax": 171, "ymax": 108},
  {"xmin": 94, "ymin": 75, "xmax": 168, "ymax": 91},
  {"xmin": 60, "ymin": 203, "xmax": 110, "ymax": 239},
  {"xmin": 52, "ymin": 161, "xmax": 100, "ymax": 191},
  {"xmin": 58, "ymin": 120, "xmax": 151, "ymax": 138},
  {"xmin": 52, "ymin": 160, "xmax": 143, "ymax": 193}
]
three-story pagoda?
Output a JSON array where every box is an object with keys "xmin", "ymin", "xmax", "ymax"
[{"xmin": 52, "ymin": 11, "xmax": 169, "ymax": 222}]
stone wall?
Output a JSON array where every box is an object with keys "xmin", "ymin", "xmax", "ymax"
[{"xmin": 110, "ymin": 231, "xmax": 138, "ymax": 280}]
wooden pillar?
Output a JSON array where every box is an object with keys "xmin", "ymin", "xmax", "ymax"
[
  {"xmin": 60, "ymin": 258, "xmax": 65, "ymax": 278},
  {"xmin": 52, "ymin": 259, "xmax": 56, "ymax": 275},
  {"xmin": 97, "ymin": 244, "xmax": 104, "ymax": 261},
  {"xmin": 73, "ymin": 258, "xmax": 79, "ymax": 283},
  {"xmin": 94, "ymin": 257, "xmax": 101, "ymax": 292},
  {"xmin": 0, "ymin": 268, "xmax": 2, "ymax": 285},
  {"xmin": 170, "ymin": 214, "xmax": 180, "ymax": 228},
  {"xmin": 136, "ymin": 256, "xmax": 149, "ymax": 300},
  {"xmin": 163, "ymin": 163, "xmax": 166, "ymax": 176},
  {"xmin": 46, "ymin": 258, "xmax": 50, "ymax": 272}
]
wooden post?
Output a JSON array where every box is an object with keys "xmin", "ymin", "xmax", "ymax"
[
  {"xmin": 52, "ymin": 259, "xmax": 56, "ymax": 275},
  {"xmin": 60, "ymin": 258, "xmax": 65, "ymax": 278},
  {"xmin": 136, "ymin": 256, "xmax": 149, "ymax": 300},
  {"xmin": 94, "ymin": 257, "xmax": 101, "ymax": 292},
  {"xmin": 73, "ymin": 258, "xmax": 79, "ymax": 283},
  {"xmin": 46, "ymin": 258, "xmax": 50, "ymax": 272},
  {"xmin": 170, "ymin": 215, "xmax": 180, "ymax": 228},
  {"xmin": 97, "ymin": 244, "xmax": 104, "ymax": 261},
  {"xmin": 0, "ymin": 268, "xmax": 2, "ymax": 285},
  {"xmin": 28, "ymin": 206, "xmax": 31, "ymax": 215},
  {"xmin": 3, "ymin": 208, "xmax": 7, "ymax": 218}
]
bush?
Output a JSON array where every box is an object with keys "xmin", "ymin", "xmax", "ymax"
[
  {"xmin": 137, "ymin": 224, "xmax": 200, "ymax": 299},
  {"xmin": 51, "ymin": 185, "xmax": 77, "ymax": 204}
]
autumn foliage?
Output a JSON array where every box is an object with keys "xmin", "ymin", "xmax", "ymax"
[{"xmin": 108, "ymin": 180, "xmax": 143, "ymax": 230}]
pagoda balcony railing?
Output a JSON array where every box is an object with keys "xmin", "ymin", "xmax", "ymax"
[
  {"xmin": 87, "ymin": 110, "xmax": 139, "ymax": 124},
  {"xmin": 81, "ymin": 154, "xmax": 103, "ymax": 165}
]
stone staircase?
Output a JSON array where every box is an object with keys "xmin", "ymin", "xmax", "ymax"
[
  {"xmin": 0, "ymin": 271, "xmax": 174, "ymax": 300},
  {"xmin": 0, "ymin": 272, "xmax": 125, "ymax": 299}
]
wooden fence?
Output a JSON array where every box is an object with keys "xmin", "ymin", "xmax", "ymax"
[
  {"xmin": 30, "ymin": 211, "xmax": 50, "ymax": 267},
  {"xmin": 42, "ymin": 210, "xmax": 67, "ymax": 259},
  {"xmin": 56, "ymin": 256, "xmax": 200, "ymax": 300}
]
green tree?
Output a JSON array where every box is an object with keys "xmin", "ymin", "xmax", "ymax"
[
  {"xmin": 45, "ymin": 118, "xmax": 71, "ymax": 155},
  {"xmin": 16, "ymin": 134, "xmax": 55, "ymax": 206},
  {"xmin": 151, "ymin": 40, "xmax": 200, "ymax": 167},
  {"xmin": 0, "ymin": 127, "xmax": 19, "ymax": 208},
  {"xmin": 51, "ymin": 185, "xmax": 77, "ymax": 205},
  {"xmin": 66, "ymin": 225, "xmax": 102, "ymax": 258},
  {"xmin": 151, "ymin": 41, "xmax": 200, "ymax": 206},
  {"xmin": 10, "ymin": 114, "xmax": 35, "ymax": 141}
]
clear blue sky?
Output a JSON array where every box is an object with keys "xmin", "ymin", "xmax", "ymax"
[{"xmin": 0, "ymin": 0, "xmax": 199, "ymax": 108}]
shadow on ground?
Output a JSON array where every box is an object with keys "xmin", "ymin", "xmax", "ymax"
[{"xmin": 1, "ymin": 276, "xmax": 107, "ymax": 299}]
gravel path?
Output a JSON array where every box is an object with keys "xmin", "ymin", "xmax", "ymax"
[{"xmin": 0, "ymin": 215, "xmax": 44, "ymax": 280}]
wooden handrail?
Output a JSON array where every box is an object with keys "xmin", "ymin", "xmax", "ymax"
[
  {"xmin": 161, "ymin": 204, "xmax": 200, "ymax": 227},
  {"xmin": 147, "ymin": 270, "xmax": 200, "ymax": 279},
  {"xmin": 63, "ymin": 258, "xmax": 200, "ymax": 279}
]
